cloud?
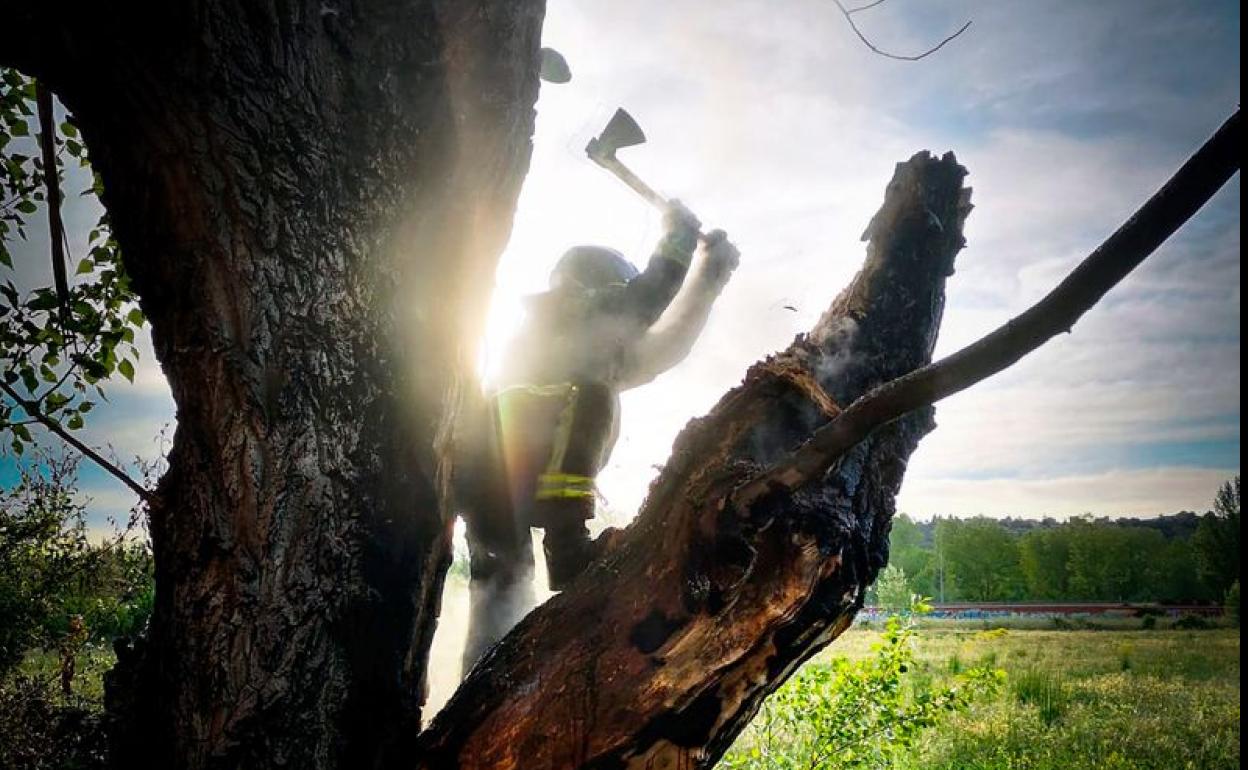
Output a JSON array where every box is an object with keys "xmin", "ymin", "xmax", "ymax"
[{"xmin": 896, "ymin": 466, "xmax": 1237, "ymax": 519}]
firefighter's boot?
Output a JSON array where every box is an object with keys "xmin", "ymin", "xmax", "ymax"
[
  {"xmin": 543, "ymin": 518, "xmax": 629, "ymax": 591},
  {"xmin": 541, "ymin": 499, "xmax": 595, "ymax": 590}
]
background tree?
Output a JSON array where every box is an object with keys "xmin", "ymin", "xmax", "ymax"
[
  {"xmin": 871, "ymin": 565, "xmax": 917, "ymax": 614},
  {"xmin": 1018, "ymin": 527, "xmax": 1073, "ymax": 601},
  {"xmin": 1194, "ymin": 476, "xmax": 1240, "ymax": 598},
  {"xmin": 887, "ymin": 514, "xmax": 935, "ymax": 597},
  {"xmin": 936, "ymin": 518, "xmax": 1023, "ymax": 601}
]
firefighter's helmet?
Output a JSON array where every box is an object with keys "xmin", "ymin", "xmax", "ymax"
[{"xmin": 549, "ymin": 246, "xmax": 639, "ymax": 292}]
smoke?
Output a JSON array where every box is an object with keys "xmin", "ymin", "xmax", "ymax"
[
  {"xmin": 461, "ymin": 565, "xmax": 537, "ymax": 671},
  {"xmin": 812, "ymin": 316, "xmax": 860, "ymax": 388},
  {"xmin": 425, "ymin": 524, "xmax": 552, "ymax": 716},
  {"xmin": 425, "ymin": 577, "xmax": 470, "ymax": 715}
]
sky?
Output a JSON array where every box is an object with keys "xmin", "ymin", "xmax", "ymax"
[{"xmin": 1, "ymin": 0, "xmax": 1241, "ymax": 532}]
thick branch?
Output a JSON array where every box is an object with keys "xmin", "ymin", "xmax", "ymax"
[
  {"xmin": 0, "ymin": 380, "xmax": 152, "ymax": 501},
  {"xmin": 737, "ymin": 108, "xmax": 1241, "ymax": 505}
]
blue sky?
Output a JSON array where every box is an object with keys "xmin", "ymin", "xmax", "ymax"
[{"xmin": 1, "ymin": 0, "xmax": 1240, "ymax": 532}]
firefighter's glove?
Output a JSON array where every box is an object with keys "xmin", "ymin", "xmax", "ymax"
[
  {"xmin": 658, "ymin": 199, "xmax": 701, "ymax": 268},
  {"xmin": 701, "ymin": 229, "xmax": 740, "ymax": 285}
]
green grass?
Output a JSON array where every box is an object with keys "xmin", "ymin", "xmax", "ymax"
[
  {"xmin": 800, "ymin": 625, "xmax": 1240, "ymax": 769},
  {"xmin": 8, "ymin": 625, "xmax": 1241, "ymax": 770}
]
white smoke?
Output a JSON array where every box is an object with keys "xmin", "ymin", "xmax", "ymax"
[
  {"xmin": 812, "ymin": 316, "xmax": 860, "ymax": 386},
  {"xmin": 425, "ymin": 521, "xmax": 553, "ymax": 716}
]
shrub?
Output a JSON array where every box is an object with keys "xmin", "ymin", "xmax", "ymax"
[
  {"xmin": 0, "ymin": 458, "xmax": 153, "ymax": 678},
  {"xmin": 1172, "ymin": 614, "xmax": 1211, "ymax": 630},
  {"xmin": 874, "ymin": 565, "xmax": 915, "ymax": 615},
  {"xmin": 721, "ymin": 600, "xmax": 1003, "ymax": 769},
  {"xmin": 0, "ymin": 673, "xmax": 107, "ymax": 770}
]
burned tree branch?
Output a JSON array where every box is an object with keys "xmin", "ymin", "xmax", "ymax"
[
  {"xmin": 419, "ymin": 151, "xmax": 971, "ymax": 770},
  {"xmin": 736, "ymin": 108, "xmax": 1241, "ymax": 507}
]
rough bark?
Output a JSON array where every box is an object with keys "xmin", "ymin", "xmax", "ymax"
[
  {"xmin": 3, "ymin": 3, "xmax": 547, "ymax": 768},
  {"xmin": 419, "ymin": 152, "xmax": 972, "ymax": 769}
]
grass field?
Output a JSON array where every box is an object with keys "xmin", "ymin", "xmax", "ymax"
[
  {"xmin": 10, "ymin": 621, "xmax": 1240, "ymax": 769},
  {"xmin": 725, "ymin": 623, "xmax": 1240, "ymax": 769}
]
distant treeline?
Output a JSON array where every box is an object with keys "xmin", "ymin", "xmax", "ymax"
[{"xmin": 884, "ymin": 477, "xmax": 1240, "ymax": 605}]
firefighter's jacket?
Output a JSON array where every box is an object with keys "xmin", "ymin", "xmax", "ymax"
[{"xmin": 458, "ymin": 238, "xmax": 731, "ymax": 540}]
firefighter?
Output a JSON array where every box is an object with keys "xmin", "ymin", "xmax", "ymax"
[{"xmin": 457, "ymin": 202, "xmax": 739, "ymax": 671}]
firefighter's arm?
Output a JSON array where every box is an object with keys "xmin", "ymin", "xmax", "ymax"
[
  {"xmin": 618, "ymin": 201, "xmax": 701, "ymax": 327},
  {"xmin": 621, "ymin": 230, "xmax": 739, "ymax": 389}
]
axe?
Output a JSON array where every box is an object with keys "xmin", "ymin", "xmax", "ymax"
[{"xmin": 586, "ymin": 108, "xmax": 708, "ymax": 240}]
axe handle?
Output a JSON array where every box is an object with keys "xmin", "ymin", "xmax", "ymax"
[
  {"xmin": 592, "ymin": 154, "xmax": 709, "ymax": 242},
  {"xmin": 594, "ymin": 154, "xmax": 669, "ymax": 210}
]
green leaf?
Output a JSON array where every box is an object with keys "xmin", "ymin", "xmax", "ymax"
[
  {"xmin": 118, "ymin": 358, "xmax": 135, "ymax": 383},
  {"xmin": 76, "ymin": 258, "xmax": 94, "ymax": 275},
  {"xmin": 27, "ymin": 290, "xmax": 59, "ymax": 311},
  {"xmin": 67, "ymin": 414, "xmax": 84, "ymax": 430},
  {"xmin": 15, "ymin": 200, "xmax": 36, "ymax": 214},
  {"xmin": 45, "ymin": 392, "xmax": 70, "ymax": 409},
  {"xmin": 126, "ymin": 308, "xmax": 144, "ymax": 326}
]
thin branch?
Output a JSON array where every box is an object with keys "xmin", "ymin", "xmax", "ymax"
[
  {"xmin": 36, "ymin": 81, "xmax": 72, "ymax": 326},
  {"xmin": 1, "ymin": 380, "xmax": 153, "ymax": 502},
  {"xmin": 833, "ymin": 0, "xmax": 971, "ymax": 62},
  {"xmin": 845, "ymin": 0, "xmax": 889, "ymax": 14},
  {"xmin": 735, "ymin": 108, "xmax": 1241, "ymax": 508}
]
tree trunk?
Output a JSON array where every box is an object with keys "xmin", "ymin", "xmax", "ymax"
[
  {"xmin": 3, "ymin": 3, "xmax": 547, "ymax": 768},
  {"xmin": 418, "ymin": 152, "xmax": 971, "ymax": 769}
]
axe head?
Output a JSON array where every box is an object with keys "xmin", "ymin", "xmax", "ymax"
[{"xmin": 587, "ymin": 108, "xmax": 647, "ymax": 162}]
